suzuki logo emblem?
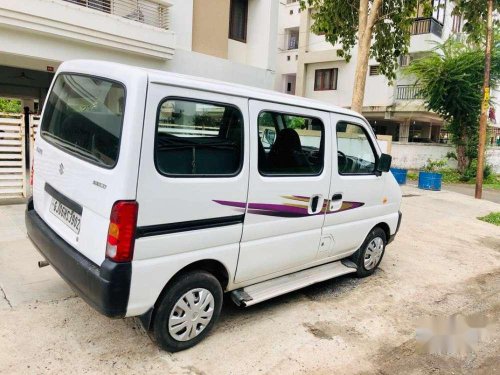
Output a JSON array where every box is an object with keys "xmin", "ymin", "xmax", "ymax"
[{"xmin": 59, "ymin": 163, "xmax": 64, "ymax": 175}]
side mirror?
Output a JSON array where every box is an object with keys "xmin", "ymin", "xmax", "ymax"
[
  {"xmin": 263, "ymin": 128, "xmax": 276, "ymax": 145},
  {"xmin": 377, "ymin": 153, "xmax": 392, "ymax": 173}
]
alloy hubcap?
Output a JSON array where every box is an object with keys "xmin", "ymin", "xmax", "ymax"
[
  {"xmin": 364, "ymin": 237, "xmax": 384, "ymax": 270},
  {"xmin": 168, "ymin": 288, "xmax": 215, "ymax": 342}
]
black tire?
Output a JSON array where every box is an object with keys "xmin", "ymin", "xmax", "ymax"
[
  {"xmin": 353, "ymin": 227, "xmax": 387, "ymax": 278},
  {"xmin": 153, "ymin": 271, "xmax": 223, "ymax": 352}
]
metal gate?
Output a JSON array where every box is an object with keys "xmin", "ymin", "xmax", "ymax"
[
  {"xmin": 0, "ymin": 113, "xmax": 26, "ymax": 200},
  {"xmin": 29, "ymin": 114, "xmax": 40, "ymax": 173}
]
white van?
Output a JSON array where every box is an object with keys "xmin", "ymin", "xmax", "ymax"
[{"xmin": 26, "ymin": 60, "xmax": 402, "ymax": 352}]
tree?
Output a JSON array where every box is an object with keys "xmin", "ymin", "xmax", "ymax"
[
  {"xmin": 0, "ymin": 98, "xmax": 22, "ymax": 113},
  {"xmin": 406, "ymin": 39, "xmax": 500, "ymax": 174},
  {"xmin": 452, "ymin": 0, "xmax": 500, "ymax": 45},
  {"xmin": 453, "ymin": 0, "xmax": 499, "ymax": 198},
  {"xmin": 301, "ymin": 0, "xmax": 424, "ymax": 113}
]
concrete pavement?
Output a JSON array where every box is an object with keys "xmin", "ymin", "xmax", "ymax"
[
  {"xmin": 441, "ymin": 183, "xmax": 500, "ymax": 204},
  {"xmin": 0, "ymin": 186, "xmax": 499, "ymax": 374}
]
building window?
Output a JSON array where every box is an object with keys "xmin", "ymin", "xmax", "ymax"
[
  {"xmin": 287, "ymin": 29, "xmax": 299, "ymax": 49},
  {"xmin": 287, "ymin": 55, "xmax": 291, "ymax": 61},
  {"xmin": 399, "ymin": 55, "xmax": 411, "ymax": 67},
  {"xmin": 287, "ymin": 82, "xmax": 292, "ymax": 92},
  {"xmin": 229, "ymin": 0, "xmax": 248, "ymax": 43},
  {"xmin": 295, "ymin": 55, "xmax": 298, "ymax": 61},
  {"xmin": 451, "ymin": 14, "xmax": 463, "ymax": 33},
  {"xmin": 432, "ymin": 0, "xmax": 446, "ymax": 25},
  {"xmin": 156, "ymin": 98, "xmax": 244, "ymax": 176},
  {"xmin": 258, "ymin": 112, "xmax": 324, "ymax": 176},
  {"xmin": 369, "ymin": 65, "xmax": 380, "ymax": 76},
  {"xmin": 290, "ymin": 10, "xmax": 294, "ymax": 15},
  {"xmin": 314, "ymin": 68, "xmax": 338, "ymax": 91}
]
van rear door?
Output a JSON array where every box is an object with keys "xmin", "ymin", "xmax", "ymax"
[{"xmin": 32, "ymin": 66, "xmax": 147, "ymax": 265}]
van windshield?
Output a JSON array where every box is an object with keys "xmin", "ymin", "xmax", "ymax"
[{"xmin": 41, "ymin": 74, "xmax": 126, "ymax": 168}]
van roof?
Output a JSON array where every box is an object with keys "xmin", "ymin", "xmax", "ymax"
[{"xmin": 58, "ymin": 60, "xmax": 364, "ymax": 120}]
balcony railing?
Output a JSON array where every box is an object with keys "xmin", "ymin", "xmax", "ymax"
[
  {"xmin": 396, "ymin": 85, "xmax": 423, "ymax": 100},
  {"xmin": 410, "ymin": 17, "xmax": 443, "ymax": 38},
  {"xmin": 63, "ymin": 0, "xmax": 170, "ymax": 29}
]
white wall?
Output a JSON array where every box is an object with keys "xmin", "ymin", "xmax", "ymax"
[
  {"xmin": 166, "ymin": 49, "xmax": 275, "ymax": 89},
  {"xmin": 303, "ymin": 53, "xmax": 394, "ymax": 108},
  {"xmin": 168, "ymin": 0, "xmax": 194, "ymax": 51},
  {"xmin": 227, "ymin": 0, "xmax": 278, "ymax": 71},
  {"xmin": 391, "ymin": 143, "xmax": 500, "ymax": 173},
  {"xmin": 486, "ymin": 148, "xmax": 500, "ymax": 173},
  {"xmin": 390, "ymin": 143, "xmax": 457, "ymax": 170}
]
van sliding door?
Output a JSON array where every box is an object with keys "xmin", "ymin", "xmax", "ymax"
[{"xmin": 235, "ymin": 100, "xmax": 332, "ymax": 284}]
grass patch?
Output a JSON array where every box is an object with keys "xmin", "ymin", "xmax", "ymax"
[
  {"xmin": 476, "ymin": 174, "xmax": 500, "ymax": 190},
  {"xmin": 440, "ymin": 169, "xmax": 462, "ymax": 184},
  {"xmin": 478, "ymin": 212, "xmax": 500, "ymax": 226},
  {"xmin": 407, "ymin": 171, "xmax": 418, "ymax": 181}
]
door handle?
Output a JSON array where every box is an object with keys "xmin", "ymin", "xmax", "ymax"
[
  {"xmin": 331, "ymin": 193, "xmax": 343, "ymax": 201},
  {"xmin": 308, "ymin": 194, "xmax": 323, "ymax": 215}
]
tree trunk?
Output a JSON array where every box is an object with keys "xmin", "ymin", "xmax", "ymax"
[
  {"xmin": 351, "ymin": 35, "xmax": 372, "ymax": 113},
  {"xmin": 350, "ymin": 0, "xmax": 382, "ymax": 113},
  {"xmin": 456, "ymin": 145, "xmax": 467, "ymax": 174},
  {"xmin": 456, "ymin": 127, "xmax": 468, "ymax": 174}
]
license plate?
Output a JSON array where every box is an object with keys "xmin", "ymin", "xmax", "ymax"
[{"xmin": 50, "ymin": 197, "xmax": 81, "ymax": 234}]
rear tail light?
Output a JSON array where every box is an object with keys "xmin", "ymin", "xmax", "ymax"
[{"xmin": 106, "ymin": 201, "xmax": 138, "ymax": 262}]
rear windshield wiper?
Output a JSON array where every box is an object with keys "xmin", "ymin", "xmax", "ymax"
[{"xmin": 41, "ymin": 131, "xmax": 105, "ymax": 166}]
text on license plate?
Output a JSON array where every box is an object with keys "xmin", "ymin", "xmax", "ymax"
[{"xmin": 50, "ymin": 197, "xmax": 81, "ymax": 234}]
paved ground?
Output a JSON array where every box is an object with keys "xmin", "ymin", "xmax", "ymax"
[
  {"xmin": 441, "ymin": 183, "xmax": 500, "ymax": 204},
  {"xmin": 0, "ymin": 186, "xmax": 499, "ymax": 374}
]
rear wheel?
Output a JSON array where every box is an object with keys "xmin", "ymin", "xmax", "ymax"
[
  {"xmin": 353, "ymin": 227, "xmax": 387, "ymax": 277},
  {"xmin": 153, "ymin": 271, "xmax": 223, "ymax": 352}
]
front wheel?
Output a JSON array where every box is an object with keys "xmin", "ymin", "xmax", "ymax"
[
  {"xmin": 353, "ymin": 227, "xmax": 387, "ymax": 278},
  {"xmin": 153, "ymin": 271, "xmax": 223, "ymax": 352}
]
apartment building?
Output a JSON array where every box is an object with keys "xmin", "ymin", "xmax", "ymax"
[
  {"xmin": 276, "ymin": 0, "xmax": 465, "ymax": 145},
  {"xmin": 0, "ymin": 0, "xmax": 278, "ymax": 112}
]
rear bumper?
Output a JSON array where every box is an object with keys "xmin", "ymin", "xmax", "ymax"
[
  {"xmin": 25, "ymin": 198, "xmax": 131, "ymax": 318},
  {"xmin": 387, "ymin": 211, "xmax": 402, "ymax": 245}
]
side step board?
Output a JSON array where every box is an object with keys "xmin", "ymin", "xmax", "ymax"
[{"xmin": 230, "ymin": 260, "xmax": 357, "ymax": 307}]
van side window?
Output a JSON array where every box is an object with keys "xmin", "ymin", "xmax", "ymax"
[
  {"xmin": 336, "ymin": 122, "xmax": 377, "ymax": 174},
  {"xmin": 155, "ymin": 99, "xmax": 243, "ymax": 176},
  {"xmin": 258, "ymin": 111, "xmax": 324, "ymax": 175}
]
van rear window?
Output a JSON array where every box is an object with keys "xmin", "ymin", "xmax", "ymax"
[{"xmin": 41, "ymin": 74, "xmax": 126, "ymax": 168}]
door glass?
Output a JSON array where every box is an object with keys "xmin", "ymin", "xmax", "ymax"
[
  {"xmin": 258, "ymin": 111, "xmax": 324, "ymax": 175},
  {"xmin": 156, "ymin": 99, "xmax": 243, "ymax": 176},
  {"xmin": 336, "ymin": 122, "xmax": 376, "ymax": 174}
]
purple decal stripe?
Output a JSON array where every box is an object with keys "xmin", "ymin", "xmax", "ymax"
[
  {"xmin": 213, "ymin": 198, "xmax": 364, "ymax": 217},
  {"xmin": 248, "ymin": 202, "xmax": 308, "ymax": 215}
]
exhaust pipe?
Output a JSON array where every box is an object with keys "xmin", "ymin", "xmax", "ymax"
[{"xmin": 38, "ymin": 260, "xmax": 49, "ymax": 268}]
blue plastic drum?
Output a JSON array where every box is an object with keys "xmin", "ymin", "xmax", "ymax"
[
  {"xmin": 418, "ymin": 172, "xmax": 442, "ymax": 191},
  {"xmin": 390, "ymin": 168, "xmax": 408, "ymax": 185}
]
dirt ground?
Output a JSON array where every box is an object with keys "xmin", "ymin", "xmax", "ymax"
[{"xmin": 0, "ymin": 186, "xmax": 499, "ymax": 375}]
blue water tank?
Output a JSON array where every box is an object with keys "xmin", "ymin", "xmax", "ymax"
[
  {"xmin": 418, "ymin": 172, "xmax": 442, "ymax": 191},
  {"xmin": 390, "ymin": 168, "xmax": 408, "ymax": 185}
]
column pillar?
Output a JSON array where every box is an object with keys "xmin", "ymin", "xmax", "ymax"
[
  {"xmin": 421, "ymin": 122, "xmax": 432, "ymax": 141},
  {"xmin": 399, "ymin": 119, "xmax": 410, "ymax": 143}
]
